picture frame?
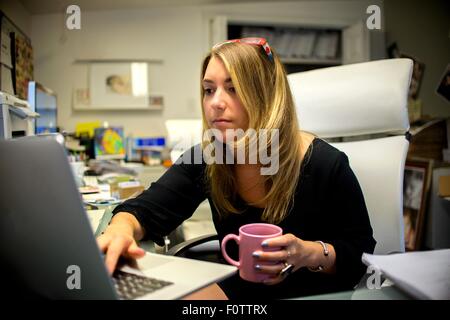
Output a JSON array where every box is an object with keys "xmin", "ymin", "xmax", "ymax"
[
  {"xmin": 400, "ymin": 53, "xmax": 425, "ymax": 100},
  {"xmin": 403, "ymin": 158, "xmax": 433, "ymax": 251},
  {"xmin": 72, "ymin": 60, "xmax": 164, "ymax": 110},
  {"xmin": 90, "ymin": 62, "xmax": 149, "ymax": 109},
  {"xmin": 436, "ymin": 63, "xmax": 450, "ymax": 103},
  {"xmin": 14, "ymin": 32, "xmax": 34, "ymax": 100}
]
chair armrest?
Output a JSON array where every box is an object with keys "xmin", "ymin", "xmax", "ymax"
[{"xmin": 166, "ymin": 234, "xmax": 219, "ymax": 256}]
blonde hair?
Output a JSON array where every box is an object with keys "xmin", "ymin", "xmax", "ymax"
[{"xmin": 200, "ymin": 42, "xmax": 303, "ymax": 224}]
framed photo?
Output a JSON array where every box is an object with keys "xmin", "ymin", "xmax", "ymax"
[
  {"xmin": 87, "ymin": 61, "xmax": 163, "ymax": 110},
  {"xmin": 400, "ymin": 53, "xmax": 425, "ymax": 100},
  {"xmin": 403, "ymin": 158, "xmax": 433, "ymax": 251},
  {"xmin": 436, "ymin": 63, "xmax": 450, "ymax": 103}
]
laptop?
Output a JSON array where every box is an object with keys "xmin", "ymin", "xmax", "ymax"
[{"xmin": 0, "ymin": 135, "xmax": 236, "ymax": 299}]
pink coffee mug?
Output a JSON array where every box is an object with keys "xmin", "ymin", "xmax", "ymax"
[{"xmin": 221, "ymin": 223, "xmax": 282, "ymax": 283}]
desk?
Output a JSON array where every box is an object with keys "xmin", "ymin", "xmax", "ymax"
[{"xmin": 296, "ymin": 284, "xmax": 412, "ymax": 300}]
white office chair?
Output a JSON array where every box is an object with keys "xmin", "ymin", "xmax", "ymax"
[
  {"xmin": 165, "ymin": 119, "xmax": 203, "ymax": 163},
  {"xmin": 287, "ymin": 58, "xmax": 413, "ymax": 254}
]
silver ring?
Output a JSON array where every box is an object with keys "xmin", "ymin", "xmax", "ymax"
[{"xmin": 280, "ymin": 262, "xmax": 294, "ymax": 277}]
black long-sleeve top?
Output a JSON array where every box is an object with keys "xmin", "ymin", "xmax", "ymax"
[{"xmin": 112, "ymin": 138, "xmax": 376, "ymax": 299}]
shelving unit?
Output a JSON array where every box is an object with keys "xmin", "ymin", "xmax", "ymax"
[
  {"xmin": 281, "ymin": 57, "xmax": 341, "ymax": 65},
  {"xmin": 228, "ymin": 23, "xmax": 342, "ymax": 73},
  {"xmin": 209, "ymin": 15, "xmax": 378, "ymax": 74}
]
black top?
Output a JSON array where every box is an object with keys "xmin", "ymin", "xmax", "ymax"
[{"xmin": 113, "ymin": 138, "xmax": 376, "ymax": 299}]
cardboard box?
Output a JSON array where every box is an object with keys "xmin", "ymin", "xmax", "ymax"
[
  {"xmin": 117, "ymin": 182, "xmax": 145, "ymax": 200},
  {"xmin": 438, "ymin": 175, "xmax": 450, "ymax": 197}
]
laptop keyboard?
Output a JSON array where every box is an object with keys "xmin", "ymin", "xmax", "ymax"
[{"xmin": 113, "ymin": 270, "xmax": 174, "ymax": 300}]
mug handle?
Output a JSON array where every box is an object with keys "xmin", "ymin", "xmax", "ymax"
[{"xmin": 221, "ymin": 234, "xmax": 240, "ymax": 267}]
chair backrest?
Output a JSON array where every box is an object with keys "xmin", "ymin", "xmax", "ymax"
[
  {"xmin": 288, "ymin": 58, "xmax": 413, "ymax": 254},
  {"xmin": 165, "ymin": 119, "xmax": 202, "ymax": 162}
]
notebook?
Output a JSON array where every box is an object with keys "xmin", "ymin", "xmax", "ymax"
[{"xmin": 0, "ymin": 135, "xmax": 236, "ymax": 299}]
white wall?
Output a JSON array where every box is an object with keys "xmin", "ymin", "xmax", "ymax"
[
  {"xmin": 32, "ymin": 6, "xmax": 204, "ymax": 137},
  {"xmin": 30, "ymin": 1, "xmax": 382, "ymax": 138},
  {"xmin": 0, "ymin": 0, "xmax": 31, "ymax": 36}
]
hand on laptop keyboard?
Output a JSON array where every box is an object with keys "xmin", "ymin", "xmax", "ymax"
[{"xmin": 96, "ymin": 213, "xmax": 146, "ymax": 275}]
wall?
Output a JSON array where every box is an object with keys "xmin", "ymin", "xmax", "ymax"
[
  {"xmin": 0, "ymin": 0, "xmax": 31, "ymax": 36},
  {"xmin": 30, "ymin": 1, "xmax": 381, "ymax": 138},
  {"xmin": 31, "ymin": 7, "xmax": 204, "ymax": 137},
  {"xmin": 385, "ymin": 0, "xmax": 450, "ymax": 118}
]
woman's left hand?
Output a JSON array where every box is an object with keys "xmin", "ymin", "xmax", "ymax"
[{"xmin": 252, "ymin": 233, "xmax": 313, "ymax": 285}]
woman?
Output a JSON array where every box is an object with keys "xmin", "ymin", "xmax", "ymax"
[{"xmin": 97, "ymin": 38, "xmax": 376, "ymax": 299}]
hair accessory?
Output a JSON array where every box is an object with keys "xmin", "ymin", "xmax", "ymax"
[{"xmin": 213, "ymin": 37, "xmax": 273, "ymax": 62}]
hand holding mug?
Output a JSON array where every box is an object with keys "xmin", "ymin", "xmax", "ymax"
[
  {"xmin": 221, "ymin": 223, "xmax": 284, "ymax": 283},
  {"xmin": 222, "ymin": 223, "xmax": 334, "ymax": 284},
  {"xmin": 251, "ymin": 233, "xmax": 306, "ymax": 285}
]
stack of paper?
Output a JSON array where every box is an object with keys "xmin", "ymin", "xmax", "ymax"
[{"xmin": 362, "ymin": 249, "xmax": 450, "ymax": 300}]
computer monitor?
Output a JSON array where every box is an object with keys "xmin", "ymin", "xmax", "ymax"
[
  {"xmin": 93, "ymin": 127, "xmax": 126, "ymax": 160},
  {"xmin": 27, "ymin": 81, "xmax": 58, "ymax": 134}
]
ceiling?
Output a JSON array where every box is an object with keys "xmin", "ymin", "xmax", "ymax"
[{"xmin": 19, "ymin": 0, "xmax": 304, "ymax": 15}]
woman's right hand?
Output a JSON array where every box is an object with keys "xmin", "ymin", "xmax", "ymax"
[{"xmin": 96, "ymin": 213, "xmax": 146, "ymax": 275}]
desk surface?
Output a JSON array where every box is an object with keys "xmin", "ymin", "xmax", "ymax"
[{"xmin": 296, "ymin": 285, "xmax": 413, "ymax": 300}]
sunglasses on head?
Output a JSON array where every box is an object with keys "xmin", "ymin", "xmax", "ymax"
[{"xmin": 212, "ymin": 37, "xmax": 274, "ymax": 62}]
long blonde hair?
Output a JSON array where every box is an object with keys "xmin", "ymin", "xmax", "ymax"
[{"xmin": 200, "ymin": 42, "xmax": 303, "ymax": 224}]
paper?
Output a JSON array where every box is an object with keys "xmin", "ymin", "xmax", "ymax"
[
  {"xmin": 362, "ymin": 249, "xmax": 450, "ymax": 300},
  {"xmin": 1, "ymin": 32, "xmax": 13, "ymax": 68},
  {"xmin": 1, "ymin": 64, "xmax": 14, "ymax": 95},
  {"xmin": 86, "ymin": 209, "xmax": 105, "ymax": 232}
]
